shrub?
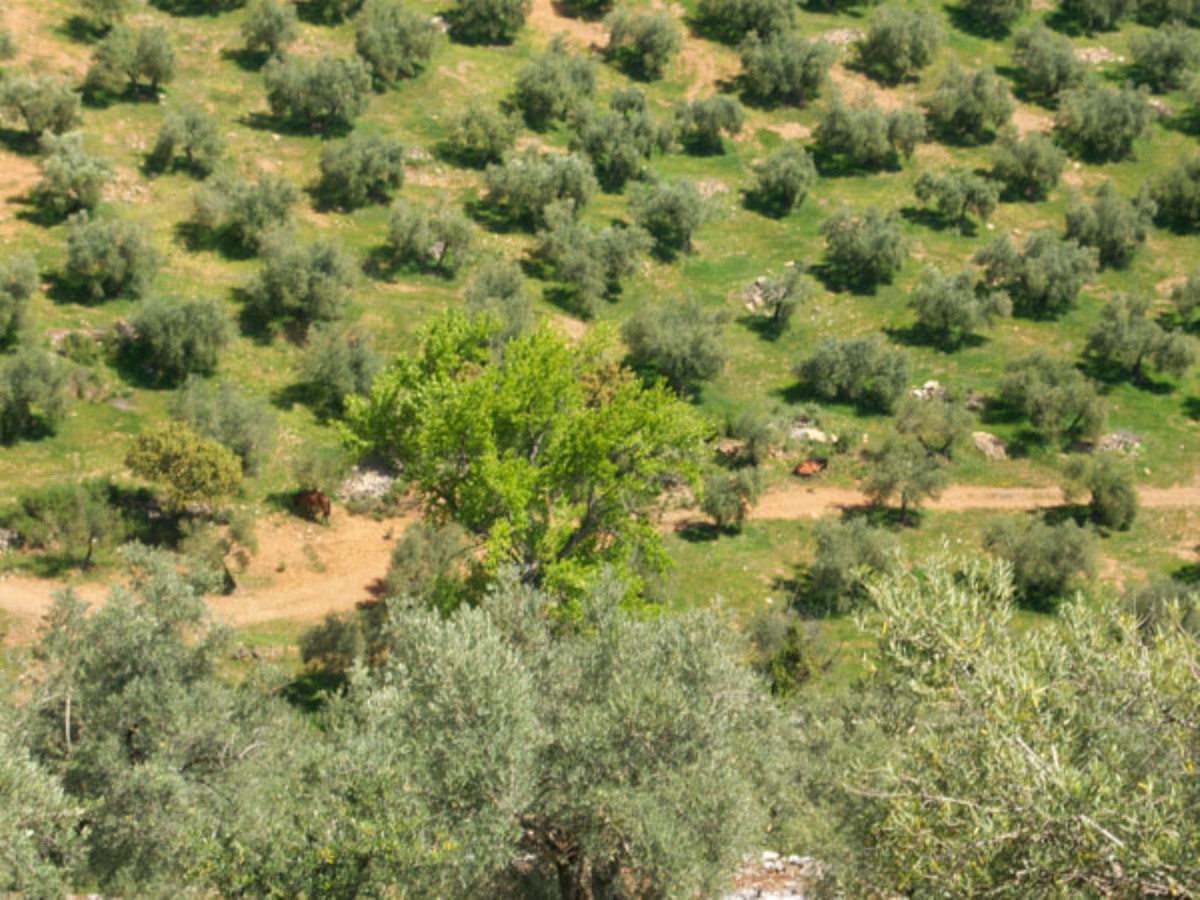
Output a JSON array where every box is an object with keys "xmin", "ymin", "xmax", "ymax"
[
  {"xmin": 864, "ymin": 433, "xmax": 946, "ymax": 524},
  {"xmin": 33, "ymin": 132, "xmax": 112, "ymax": 217},
  {"xmin": 464, "ymin": 258, "xmax": 532, "ymax": 341},
  {"xmin": 569, "ymin": 90, "xmax": 672, "ymax": 191},
  {"xmin": 241, "ymin": 0, "xmax": 298, "ymax": 56},
  {"xmin": 819, "ymin": 206, "xmax": 907, "ymax": 290},
  {"xmin": 1059, "ymin": 0, "xmax": 1136, "ymax": 30},
  {"xmin": 64, "ymin": 213, "xmax": 159, "ymax": 302},
  {"xmin": 695, "ymin": 0, "xmax": 793, "ymax": 42},
  {"xmin": 894, "ymin": 392, "xmax": 974, "ymax": 458},
  {"xmin": 147, "ymin": 104, "xmax": 224, "ymax": 176},
  {"xmin": 306, "ymin": 0, "xmax": 362, "ymax": 23},
  {"xmin": 1145, "ymin": 155, "xmax": 1200, "ymax": 232},
  {"xmin": 622, "ymin": 295, "xmax": 727, "ymax": 393},
  {"xmin": 990, "ymin": 130, "xmax": 1065, "ymax": 199},
  {"xmin": 1085, "ymin": 294, "xmax": 1196, "ymax": 384},
  {"xmin": 1054, "ymin": 82, "xmax": 1149, "ymax": 162},
  {"xmin": 702, "ymin": 468, "xmax": 760, "ymax": 531},
  {"xmin": 246, "ymin": 239, "xmax": 356, "ymax": 329},
  {"xmin": 806, "ymin": 518, "xmax": 897, "ymax": 614},
  {"xmin": 958, "ymin": 0, "xmax": 1029, "ymax": 35},
  {"xmin": 449, "ymin": 0, "xmax": 528, "ymax": 44},
  {"xmin": 513, "ymin": 35, "xmax": 595, "ymax": 130},
  {"xmin": 855, "ymin": 5, "xmax": 943, "ymax": 85},
  {"xmin": 794, "ymin": 337, "xmax": 910, "ymax": 413},
  {"xmin": 297, "ymin": 324, "xmax": 380, "ymax": 418},
  {"xmin": 483, "ymin": 150, "xmax": 598, "ymax": 228},
  {"xmin": 0, "ymin": 349, "xmax": 68, "ymax": 443},
  {"xmin": 169, "ymin": 378, "xmax": 275, "ymax": 476},
  {"xmin": 536, "ymin": 201, "xmax": 652, "ymax": 315},
  {"xmin": 984, "ymin": 518, "xmax": 1097, "ymax": 608},
  {"xmin": 631, "ymin": 178, "xmax": 706, "ymax": 257},
  {"xmin": 0, "ymin": 479, "xmax": 123, "ymax": 567},
  {"xmin": 925, "ymin": 66, "xmax": 1013, "ymax": 144},
  {"xmin": 0, "ymin": 76, "xmax": 81, "ymax": 138},
  {"xmin": 1012, "ymin": 24, "xmax": 1083, "ymax": 104},
  {"xmin": 974, "ymin": 231, "xmax": 1097, "ymax": 318},
  {"xmin": 354, "ymin": 0, "xmax": 438, "ymax": 86},
  {"xmin": 1138, "ymin": 0, "xmax": 1200, "ymax": 23},
  {"xmin": 999, "ymin": 351, "xmax": 1105, "ymax": 442},
  {"xmin": 1064, "ymin": 452, "xmax": 1138, "ymax": 530},
  {"xmin": 674, "ymin": 96, "xmax": 744, "ymax": 154},
  {"xmin": 738, "ymin": 31, "xmax": 834, "ymax": 105},
  {"xmin": 1064, "ymin": 181, "xmax": 1153, "ymax": 268},
  {"xmin": 85, "ymin": 25, "xmax": 176, "ymax": 97},
  {"xmin": 384, "ymin": 200, "xmax": 474, "ymax": 274},
  {"xmin": 191, "ymin": 173, "xmax": 297, "ymax": 254},
  {"xmin": 606, "ymin": 9, "xmax": 681, "ymax": 80},
  {"xmin": 812, "ymin": 96, "xmax": 924, "ymax": 171},
  {"xmin": 128, "ymin": 297, "xmax": 231, "ymax": 385},
  {"xmin": 0, "ymin": 254, "xmax": 37, "ymax": 347},
  {"xmin": 753, "ymin": 266, "xmax": 813, "ymax": 336},
  {"xmin": 79, "ymin": 0, "xmax": 132, "ymax": 32},
  {"xmin": 317, "ymin": 133, "xmax": 405, "ymax": 210},
  {"xmin": 126, "ymin": 421, "xmax": 242, "ymax": 511},
  {"xmin": 913, "ymin": 169, "xmax": 999, "ymax": 233},
  {"xmin": 381, "ymin": 521, "xmax": 472, "ymax": 612},
  {"xmin": 562, "ymin": 0, "xmax": 614, "ymax": 16},
  {"xmin": 1171, "ymin": 273, "xmax": 1200, "ymax": 329},
  {"xmin": 445, "ymin": 105, "xmax": 518, "ymax": 167},
  {"xmin": 750, "ymin": 143, "xmax": 816, "ymax": 215},
  {"xmin": 263, "ymin": 54, "xmax": 372, "ymax": 130},
  {"xmin": 910, "ymin": 265, "xmax": 1009, "ymax": 347},
  {"xmin": 1129, "ymin": 23, "xmax": 1198, "ymax": 92}
]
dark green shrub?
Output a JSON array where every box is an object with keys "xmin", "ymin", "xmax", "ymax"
[
  {"xmin": 913, "ymin": 169, "xmax": 999, "ymax": 233},
  {"xmin": 317, "ymin": 133, "xmax": 405, "ymax": 210},
  {"xmin": 64, "ymin": 213, "xmax": 159, "ymax": 302},
  {"xmin": 263, "ymin": 54, "xmax": 372, "ymax": 130},
  {"xmin": 984, "ymin": 518, "xmax": 1097, "ymax": 608},
  {"xmin": 354, "ymin": 0, "xmax": 438, "ymax": 86},
  {"xmin": 819, "ymin": 206, "xmax": 907, "ymax": 290},
  {"xmin": 1171, "ymin": 272, "xmax": 1200, "ymax": 328},
  {"xmin": 0, "ymin": 254, "xmax": 38, "ymax": 347},
  {"xmin": 307, "ymin": 0, "xmax": 362, "ymax": 23},
  {"xmin": 1058, "ymin": 0, "xmax": 1136, "ymax": 30},
  {"xmin": 449, "ymin": 0, "xmax": 528, "ymax": 44},
  {"xmin": 1145, "ymin": 155, "xmax": 1200, "ymax": 232},
  {"xmin": 958, "ymin": 0, "xmax": 1029, "ymax": 35},
  {"xmin": 0, "ymin": 348, "xmax": 68, "ymax": 442},
  {"xmin": 750, "ymin": 143, "xmax": 816, "ymax": 215},
  {"xmin": 1012, "ymin": 24, "xmax": 1082, "ymax": 104},
  {"xmin": 806, "ymin": 518, "xmax": 897, "ymax": 614},
  {"xmin": 855, "ymin": 5, "xmax": 942, "ymax": 84},
  {"xmin": 794, "ymin": 337, "xmax": 910, "ymax": 412},
  {"xmin": 1065, "ymin": 452, "xmax": 1139, "ymax": 530},
  {"xmin": 701, "ymin": 468, "xmax": 760, "ymax": 531},
  {"xmin": 128, "ymin": 297, "xmax": 232, "ymax": 385},
  {"xmin": 622, "ymin": 295, "xmax": 727, "ymax": 393},
  {"xmin": 1054, "ymin": 82, "xmax": 1149, "ymax": 162},
  {"xmin": 0, "ymin": 479, "xmax": 123, "ymax": 567}
]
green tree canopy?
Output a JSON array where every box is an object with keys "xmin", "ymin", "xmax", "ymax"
[{"xmin": 126, "ymin": 421, "xmax": 243, "ymax": 511}]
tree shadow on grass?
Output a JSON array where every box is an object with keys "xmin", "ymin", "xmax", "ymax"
[
  {"xmin": 221, "ymin": 47, "xmax": 271, "ymax": 72},
  {"xmin": 672, "ymin": 519, "xmax": 723, "ymax": 542},
  {"xmin": 810, "ymin": 261, "xmax": 890, "ymax": 297},
  {"xmin": 0, "ymin": 127, "xmax": 41, "ymax": 155},
  {"xmin": 839, "ymin": 503, "xmax": 924, "ymax": 530},
  {"xmin": 884, "ymin": 323, "xmax": 987, "ymax": 353},
  {"xmin": 944, "ymin": 2, "xmax": 1017, "ymax": 39},
  {"xmin": 282, "ymin": 668, "xmax": 344, "ymax": 713},
  {"xmin": 239, "ymin": 111, "xmax": 352, "ymax": 140},
  {"xmin": 1081, "ymin": 357, "xmax": 1176, "ymax": 395},
  {"xmin": 898, "ymin": 205, "xmax": 959, "ymax": 233},
  {"xmin": 1183, "ymin": 396, "xmax": 1200, "ymax": 421},
  {"xmin": 172, "ymin": 221, "xmax": 258, "ymax": 260}
]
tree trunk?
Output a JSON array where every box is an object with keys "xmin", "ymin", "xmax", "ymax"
[{"xmin": 900, "ymin": 491, "xmax": 909, "ymax": 526}]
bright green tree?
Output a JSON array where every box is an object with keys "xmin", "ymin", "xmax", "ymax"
[{"xmin": 126, "ymin": 421, "xmax": 242, "ymax": 510}]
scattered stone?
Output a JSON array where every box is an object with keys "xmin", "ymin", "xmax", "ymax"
[
  {"xmin": 429, "ymin": 14, "xmax": 449, "ymax": 32},
  {"xmin": 910, "ymin": 380, "xmax": 946, "ymax": 401},
  {"xmin": 113, "ymin": 318, "xmax": 137, "ymax": 342},
  {"xmin": 973, "ymin": 431, "xmax": 1009, "ymax": 461},
  {"xmin": 109, "ymin": 397, "xmax": 135, "ymax": 411},
  {"xmin": 697, "ymin": 178, "xmax": 730, "ymax": 199},
  {"xmin": 817, "ymin": 27, "xmax": 863, "ymax": 46},
  {"xmin": 717, "ymin": 437, "xmax": 747, "ymax": 457},
  {"xmin": 1097, "ymin": 431, "xmax": 1143, "ymax": 453},
  {"xmin": 0, "ymin": 528, "xmax": 19, "ymax": 554},
  {"xmin": 339, "ymin": 467, "xmax": 394, "ymax": 503},
  {"xmin": 789, "ymin": 422, "xmax": 834, "ymax": 444},
  {"xmin": 405, "ymin": 146, "xmax": 434, "ymax": 163},
  {"xmin": 1075, "ymin": 46, "xmax": 1124, "ymax": 64},
  {"xmin": 1149, "ymin": 98, "xmax": 1174, "ymax": 118},
  {"xmin": 966, "ymin": 391, "xmax": 987, "ymax": 412}
]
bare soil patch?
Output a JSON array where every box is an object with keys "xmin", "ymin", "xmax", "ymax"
[
  {"xmin": 527, "ymin": 0, "xmax": 607, "ymax": 49},
  {"xmin": 827, "ymin": 64, "xmax": 909, "ymax": 112},
  {"xmin": 1012, "ymin": 104, "xmax": 1053, "ymax": 136},
  {"xmin": 762, "ymin": 122, "xmax": 812, "ymax": 141}
]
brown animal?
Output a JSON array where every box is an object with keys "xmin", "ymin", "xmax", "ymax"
[
  {"xmin": 793, "ymin": 457, "xmax": 829, "ymax": 479},
  {"xmin": 296, "ymin": 489, "xmax": 331, "ymax": 524}
]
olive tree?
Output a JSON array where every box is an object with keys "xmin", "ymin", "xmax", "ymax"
[
  {"xmin": 674, "ymin": 95, "xmax": 744, "ymax": 154},
  {"xmin": 245, "ymin": 239, "xmax": 356, "ymax": 329},
  {"xmin": 85, "ymin": 25, "xmax": 176, "ymax": 97},
  {"xmin": 1064, "ymin": 181, "xmax": 1154, "ymax": 268},
  {"xmin": 925, "ymin": 66, "xmax": 1013, "ymax": 144},
  {"xmin": 631, "ymin": 178, "xmax": 706, "ymax": 257},
  {"xmin": 513, "ymin": 36, "xmax": 595, "ymax": 130},
  {"xmin": 33, "ymin": 132, "xmax": 112, "ymax": 218},
  {"xmin": 147, "ymin": 105, "xmax": 224, "ymax": 176},
  {"xmin": 910, "ymin": 266, "xmax": 1009, "ymax": 347},
  {"xmin": 190, "ymin": 173, "xmax": 297, "ymax": 254},
  {"xmin": 819, "ymin": 206, "xmax": 907, "ymax": 290},
  {"xmin": 974, "ymin": 231, "xmax": 1097, "ymax": 318},
  {"xmin": 855, "ymin": 5, "xmax": 943, "ymax": 85},
  {"xmin": 0, "ymin": 76, "xmax": 81, "ymax": 139},
  {"xmin": 536, "ymin": 201, "xmax": 651, "ymax": 315},
  {"xmin": 958, "ymin": 0, "xmax": 1029, "ymax": 36},
  {"xmin": 1012, "ymin": 23, "xmax": 1083, "ymax": 104},
  {"xmin": 990, "ymin": 130, "xmax": 1065, "ymax": 199},
  {"xmin": 794, "ymin": 337, "xmax": 910, "ymax": 413},
  {"xmin": 1059, "ymin": 0, "xmax": 1136, "ymax": 30},
  {"xmin": 701, "ymin": 468, "xmax": 760, "ymax": 531},
  {"xmin": 1130, "ymin": 23, "xmax": 1198, "ymax": 92},
  {"xmin": 1054, "ymin": 82, "xmax": 1150, "ymax": 162},
  {"xmin": 1085, "ymin": 293, "xmax": 1196, "ymax": 384},
  {"xmin": 316, "ymin": 133, "xmax": 405, "ymax": 210},
  {"xmin": 569, "ymin": 90, "xmax": 672, "ymax": 191},
  {"xmin": 0, "ymin": 349, "xmax": 68, "ymax": 443},
  {"xmin": 263, "ymin": 54, "xmax": 372, "ymax": 130},
  {"xmin": 738, "ymin": 31, "xmax": 834, "ymax": 105},
  {"xmin": 999, "ymin": 351, "xmax": 1105, "ymax": 443},
  {"xmin": 354, "ymin": 0, "xmax": 438, "ymax": 87},
  {"xmin": 449, "ymin": 0, "xmax": 528, "ymax": 44},
  {"xmin": 805, "ymin": 518, "xmax": 897, "ymax": 614},
  {"xmin": 241, "ymin": 0, "xmax": 298, "ymax": 57},
  {"xmin": 1171, "ymin": 272, "xmax": 1200, "ymax": 329},
  {"xmin": 1145, "ymin": 155, "xmax": 1200, "ymax": 232},
  {"xmin": 169, "ymin": 378, "xmax": 276, "ymax": 476},
  {"xmin": 1064, "ymin": 451, "xmax": 1138, "ymax": 529},
  {"xmin": 622, "ymin": 295, "xmax": 727, "ymax": 393},
  {"xmin": 913, "ymin": 169, "xmax": 999, "ymax": 233},
  {"xmin": 0, "ymin": 253, "xmax": 37, "ymax": 347},
  {"xmin": 63, "ymin": 213, "xmax": 159, "ymax": 301},
  {"xmin": 127, "ymin": 297, "xmax": 231, "ymax": 385},
  {"xmin": 464, "ymin": 258, "xmax": 532, "ymax": 341},
  {"xmin": 297, "ymin": 324, "xmax": 380, "ymax": 418},
  {"xmin": 79, "ymin": 0, "xmax": 132, "ymax": 32},
  {"xmin": 695, "ymin": 0, "xmax": 793, "ymax": 41},
  {"xmin": 984, "ymin": 517, "xmax": 1097, "ymax": 608},
  {"xmin": 894, "ymin": 392, "xmax": 974, "ymax": 459},
  {"xmin": 813, "ymin": 95, "xmax": 925, "ymax": 171},
  {"xmin": 483, "ymin": 150, "xmax": 598, "ymax": 228},
  {"xmin": 863, "ymin": 433, "xmax": 947, "ymax": 524},
  {"xmin": 753, "ymin": 266, "xmax": 813, "ymax": 337},
  {"xmin": 383, "ymin": 200, "xmax": 474, "ymax": 274},
  {"xmin": 606, "ymin": 8, "xmax": 682, "ymax": 80},
  {"xmin": 444, "ymin": 104, "xmax": 518, "ymax": 167}
]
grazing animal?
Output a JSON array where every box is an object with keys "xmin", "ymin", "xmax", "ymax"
[
  {"xmin": 297, "ymin": 489, "xmax": 331, "ymax": 523},
  {"xmin": 793, "ymin": 457, "xmax": 829, "ymax": 479}
]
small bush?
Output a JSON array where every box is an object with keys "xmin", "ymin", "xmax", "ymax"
[
  {"xmin": 1064, "ymin": 452, "xmax": 1138, "ymax": 530},
  {"xmin": 34, "ymin": 132, "xmax": 112, "ymax": 218},
  {"xmin": 128, "ymin": 297, "xmax": 231, "ymax": 385},
  {"xmin": 147, "ymin": 105, "xmax": 224, "ymax": 176},
  {"xmin": 483, "ymin": 150, "xmax": 598, "ymax": 228},
  {"xmin": 695, "ymin": 0, "xmax": 793, "ymax": 42},
  {"xmin": 806, "ymin": 518, "xmax": 897, "ymax": 614},
  {"xmin": 445, "ymin": 105, "xmax": 518, "ymax": 167},
  {"xmin": 570, "ymin": 91, "xmax": 673, "ymax": 191},
  {"xmin": 0, "ymin": 254, "xmax": 37, "ymax": 347},
  {"xmin": 64, "ymin": 213, "xmax": 159, "ymax": 302},
  {"xmin": 449, "ymin": 0, "xmax": 529, "ymax": 44},
  {"xmin": 925, "ymin": 66, "xmax": 1013, "ymax": 144},
  {"xmin": 606, "ymin": 9, "xmax": 681, "ymax": 80},
  {"xmin": 0, "ymin": 349, "xmax": 68, "ymax": 443},
  {"xmin": 631, "ymin": 178, "xmax": 706, "ymax": 257},
  {"xmin": 263, "ymin": 54, "xmax": 372, "ymax": 130},
  {"xmin": 1064, "ymin": 181, "xmax": 1153, "ymax": 269},
  {"xmin": 910, "ymin": 265, "xmax": 1009, "ymax": 347},
  {"xmin": 894, "ymin": 392, "xmax": 974, "ymax": 459},
  {"xmin": 1054, "ymin": 82, "xmax": 1149, "ymax": 162},
  {"xmin": 317, "ymin": 133, "xmax": 405, "ymax": 210},
  {"xmin": 855, "ymin": 5, "xmax": 942, "ymax": 85},
  {"xmin": 991, "ymin": 130, "xmax": 1065, "ymax": 200},
  {"xmin": 750, "ymin": 143, "xmax": 816, "ymax": 216},
  {"xmin": 169, "ymin": 378, "xmax": 276, "ymax": 476},
  {"xmin": 384, "ymin": 200, "xmax": 474, "ymax": 274},
  {"xmin": 819, "ymin": 206, "xmax": 907, "ymax": 290},
  {"xmin": 984, "ymin": 518, "xmax": 1097, "ymax": 608},
  {"xmin": 794, "ymin": 337, "xmax": 910, "ymax": 413},
  {"xmin": 125, "ymin": 421, "xmax": 242, "ymax": 512},
  {"xmin": 382, "ymin": 521, "xmax": 472, "ymax": 613},
  {"xmin": 913, "ymin": 169, "xmax": 999, "ymax": 233},
  {"xmin": 297, "ymin": 324, "xmax": 380, "ymax": 418},
  {"xmin": 191, "ymin": 173, "xmax": 297, "ymax": 254},
  {"xmin": 246, "ymin": 239, "xmax": 356, "ymax": 329},
  {"xmin": 1085, "ymin": 294, "xmax": 1196, "ymax": 384},
  {"xmin": 241, "ymin": 0, "xmax": 298, "ymax": 56},
  {"xmin": 622, "ymin": 295, "xmax": 727, "ymax": 393},
  {"xmin": 738, "ymin": 31, "xmax": 834, "ymax": 105},
  {"xmin": 85, "ymin": 25, "xmax": 176, "ymax": 97},
  {"xmin": 674, "ymin": 95, "xmax": 744, "ymax": 154},
  {"xmin": 354, "ymin": 0, "xmax": 438, "ymax": 87},
  {"xmin": 999, "ymin": 351, "xmax": 1105, "ymax": 442},
  {"xmin": 752, "ymin": 266, "xmax": 813, "ymax": 337},
  {"xmin": 812, "ymin": 96, "xmax": 925, "ymax": 171},
  {"xmin": 0, "ymin": 76, "xmax": 81, "ymax": 138},
  {"xmin": 1012, "ymin": 24, "xmax": 1083, "ymax": 104},
  {"xmin": 0, "ymin": 479, "xmax": 124, "ymax": 567},
  {"xmin": 974, "ymin": 231, "xmax": 1097, "ymax": 318},
  {"xmin": 701, "ymin": 468, "xmax": 760, "ymax": 531}
]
